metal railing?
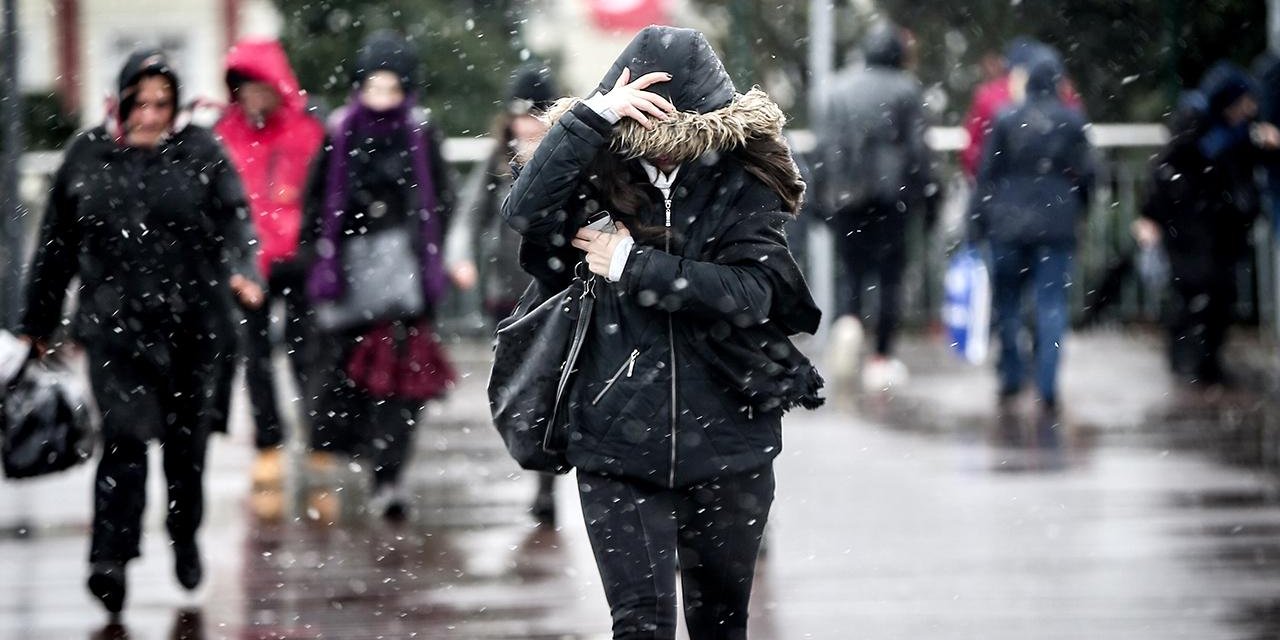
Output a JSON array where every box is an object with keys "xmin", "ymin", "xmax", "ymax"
[{"xmin": 15, "ymin": 124, "xmax": 1274, "ymax": 338}]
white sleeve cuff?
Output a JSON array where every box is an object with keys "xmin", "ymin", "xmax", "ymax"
[
  {"xmin": 607, "ymin": 236, "xmax": 635, "ymax": 282},
  {"xmin": 583, "ymin": 94, "xmax": 621, "ymax": 125}
]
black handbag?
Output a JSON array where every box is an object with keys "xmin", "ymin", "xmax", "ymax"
[
  {"xmin": 487, "ymin": 270, "xmax": 595, "ymax": 474},
  {"xmin": 2, "ymin": 358, "xmax": 95, "ymax": 479}
]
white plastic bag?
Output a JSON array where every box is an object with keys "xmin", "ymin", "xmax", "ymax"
[{"xmin": 942, "ymin": 246, "xmax": 991, "ymax": 365}]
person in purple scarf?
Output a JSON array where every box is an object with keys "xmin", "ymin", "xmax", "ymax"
[{"xmin": 300, "ymin": 31, "xmax": 455, "ymax": 522}]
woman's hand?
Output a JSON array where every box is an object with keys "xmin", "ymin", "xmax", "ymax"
[
  {"xmin": 450, "ymin": 260, "xmax": 479, "ymax": 291},
  {"xmin": 572, "ymin": 222, "xmax": 633, "ymax": 279},
  {"xmin": 1131, "ymin": 217, "xmax": 1161, "ymax": 249},
  {"xmin": 16, "ymin": 334, "xmax": 48, "ymax": 359},
  {"xmin": 231, "ymin": 274, "xmax": 265, "ymax": 309},
  {"xmin": 596, "ymin": 68, "xmax": 678, "ymax": 129}
]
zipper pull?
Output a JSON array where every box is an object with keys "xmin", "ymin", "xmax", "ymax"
[
  {"xmin": 664, "ymin": 196, "xmax": 672, "ymax": 228},
  {"xmin": 626, "ymin": 349, "xmax": 639, "ymax": 377}
]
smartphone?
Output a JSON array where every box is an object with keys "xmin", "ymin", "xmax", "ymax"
[{"xmin": 582, "ymin": 210, "xmax": 617, "ymax": 234}]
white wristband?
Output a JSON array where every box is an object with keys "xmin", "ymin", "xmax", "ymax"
[{"xmin": 607, "ymin": 236, "xmax": 635, "ymax": 282}]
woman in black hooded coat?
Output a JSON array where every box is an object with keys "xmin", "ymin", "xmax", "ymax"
[{"xmin": 502, "ymin": 26, "xmax": 823, "ymax": 639}]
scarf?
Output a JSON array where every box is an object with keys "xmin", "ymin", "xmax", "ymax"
[{"xmin": 308, "ymin": 98, "xmax": 446, "ymax": 305}]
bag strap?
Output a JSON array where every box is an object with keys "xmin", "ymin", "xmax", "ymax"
[{"xmin": 544, "ymin": 268, "xmax": 596, "ymax": 452}]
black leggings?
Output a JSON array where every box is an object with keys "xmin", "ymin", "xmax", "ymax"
[{"xmin": 577, "ymin": 467, "xmax": 774, "ymax": 640}]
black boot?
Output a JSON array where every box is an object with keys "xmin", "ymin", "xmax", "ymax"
[
  {"xmin": 531, "ymin": 474, "xmax": 556, "ymax": 525},
  {"xmin": 87, "ymin": 561, "xmax": 127, "ymax": 614},
  {"xmin": 173, "ymin": 539, "xmax": 202, "ymax": 591}
]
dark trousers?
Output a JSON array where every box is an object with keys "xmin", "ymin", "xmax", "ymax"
[
  {"xmin": 835, "ymin": 200, "xmax": 907, "ymax": 356},
  {"xmin": 991, "ymin": 242, "xmax": 1073, "ymax": 405},
  {"xmin": 86, "ymin": 351, "xmax": 209, "ymax": 563},
  {"xmin": 1167, "ymin": 257, "xmax": 1237, "ymax": 381},
  {"xmin": 577, "ymin": 467, "xmax": 774, "ymax": 640},
  {"xmin": 310, "ymin": 335, "xmax": 424, "ymax": 489},
  {"xmin": 242, "ymin": 265, "xmax": 313, "ymax": 449}
]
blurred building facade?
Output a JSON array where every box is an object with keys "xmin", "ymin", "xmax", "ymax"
[
  {"xmin": 16, "ymin": 0, "xmax": 280, "ymax": 126},
  {"xmin": 524, "ymin": 0, "xmax": 706, "ymax": 96}
]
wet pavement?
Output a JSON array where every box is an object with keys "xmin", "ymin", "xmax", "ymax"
[{"xmin": 3, "ymin": 329, "xmax": 1280, "ymax": 639}]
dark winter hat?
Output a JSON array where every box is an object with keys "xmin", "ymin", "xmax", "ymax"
[
  {"xmin": 1003, "ymin": 36, "xmax": 1044, "ymax": 71},
  {"xmin": 117, "ymin": 48, "xmax": 181, "ymax": 120},
  {"xmin": 1199, "ymin": 61, "xmax": 1257, "ymax": 117},
  {"xmin": 507, "ymin": 64, "xmax": 558, "ymax": 114},
  {"xmin": 595, "ymin": 25, "xmax": 735, "ymax": 114},
  {"xmin": 1024, "ymin": 47, "xmax": 1064, "ymax": 98},
  {"xmin": 1168, "ymin": 89, "xmax": 1208, "ymax": 139},
  {"xmin": 352, "ymin": 30, "xmax": 419, "ymax": 92},
  {"xmin": 863, "ymin": 22, "xmax": 905, "ymax": 69}
]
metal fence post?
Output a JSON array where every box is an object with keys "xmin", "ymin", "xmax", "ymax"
[{"xmin": 0, "ymin": 0, "xmax": 23, "ymax": 330}]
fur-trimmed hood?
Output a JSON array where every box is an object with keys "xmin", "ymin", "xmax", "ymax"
[
  {"xmin": 535, "ymin": 26, "xmax": 804, "ymax": 213},
  {"xmin": 541, "ymin": 87, "xmax": 787, "ymax": 162}
]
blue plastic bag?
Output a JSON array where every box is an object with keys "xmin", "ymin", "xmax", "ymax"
[{"xmin": 942, "ymin": 246, "xmax": 991, "ymax": 365}]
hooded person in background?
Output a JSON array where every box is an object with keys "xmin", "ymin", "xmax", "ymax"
[
  {"xmin": 502, "ymin": 25, "xmax": 823, "ymax": 639},
  {"xmin": 819, "ymin": 21, "xmax": 938, "ymax": 392},
  {"xmin": 960, "ymin": 37, "xmax": 1083, "ymax": 181},
  {"xmin": 215, "ymin": 38, "xmax": 324, "ymax": 520},
  {"xmin": 18, "ymin": 49, "xmax": 263, "ymax": 615},
  {"xmin": 444, "ymin": 63, "xmax": 562, "ymax": 524},
  {"xmin": 970, "ymin": 48, "xmax": 1094, "ymax": 416},
  {"xmin": 1135, "ymin": 62, "xmax": 1280, "ymax": 384},
  {"xmin": 300, "ymin": 31, "xmax": 456, "ymax": 522}
]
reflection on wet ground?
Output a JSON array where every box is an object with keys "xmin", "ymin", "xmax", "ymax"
[{"xmin": 4, "ymin": 331, "xmax": 1280, "ymax": 638}]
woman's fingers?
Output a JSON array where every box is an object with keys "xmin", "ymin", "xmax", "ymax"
[
  {"xmin": 619, "ymin": 104, "xmax": 652, "ymax": 128},
  {"xmin": 630, "ymin": 71, "xmax": 672, "ymax": 90},
  {"xmin": 630, "ymin": 96, "xmax": 670, "ymax": 121},
  {"xmin": 634, "ymin": 90, "xmax": 677, "ymax": 114}
]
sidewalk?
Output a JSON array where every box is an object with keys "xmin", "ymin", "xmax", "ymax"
[{"xmin": 3, "ymin": 331, "xmax": 1280, "ymax": 638}]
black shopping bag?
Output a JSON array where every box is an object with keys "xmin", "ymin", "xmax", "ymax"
[{"xmin": 2, "ymin": 355, "xmax": 95, "ymax": 480}]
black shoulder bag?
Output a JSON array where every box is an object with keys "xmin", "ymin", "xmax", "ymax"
[{"xmin": 487, "ymin": 266, "xmax": 595, "ymax": 474}]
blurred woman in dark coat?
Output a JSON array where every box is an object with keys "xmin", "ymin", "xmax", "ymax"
[
  {"xmin": 19, "ymin": 49, "xmax": 262, "ymax": 615},
  {"xmin": 301, "ymin": 31, "xmax": 455, "ymax": 522},
  {"xmin": 1136, "ymin": 62, "xmax": 1280, "ymax": 383},
  {"xmin": 445, "ymin": 63, "xmax": 561, "ymax": 523}
]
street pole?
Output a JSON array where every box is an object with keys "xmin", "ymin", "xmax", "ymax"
[
  {"xmin": 807, "ymin": 0, "xmax": 835, "ymax": 340},
  {"xmin": 0, "ymin": 0, "xmax": 22, "ymax": 330},
  {"xmin": 1271, "ymin": 0, "xmax": 1280, "ymax": 53}
]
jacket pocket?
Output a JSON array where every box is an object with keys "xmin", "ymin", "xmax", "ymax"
[{"xmin": 592, "ymin": 348, "xmax": 641, "ymax": 405}]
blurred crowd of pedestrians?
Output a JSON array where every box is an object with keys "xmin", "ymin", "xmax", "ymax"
[{"xmin": 817, "ymin": 21, "xmax": 1280, "ymax": 411}]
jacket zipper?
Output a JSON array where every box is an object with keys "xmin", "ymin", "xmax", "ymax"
[
  {"xmin": 591, "ymin": 348, "xmax": 640, "ymax": 405},
  {"xmin": 664, "ymin": 194, "xmax": 678, "ymax": 488}
]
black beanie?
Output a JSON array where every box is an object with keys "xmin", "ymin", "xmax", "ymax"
[
  {"xmin": 117, "ymin": 48, "xmax": 181, "ymax": 121},
  {"xmin": 352, "ymin": 31, "xmax": 419, "ymax": 92},
  {"xmin": 507, "ymin": 64, "xmax": 558, "ymax": 114}
]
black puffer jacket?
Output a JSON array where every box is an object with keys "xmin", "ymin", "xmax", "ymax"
[
  {"xmin": 502, "ymin": 26, "xmax": 822, "ymax": 488},
  {"xmin": 20, "ymin": 124, "xmax": 256, "ymax": 438}
]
